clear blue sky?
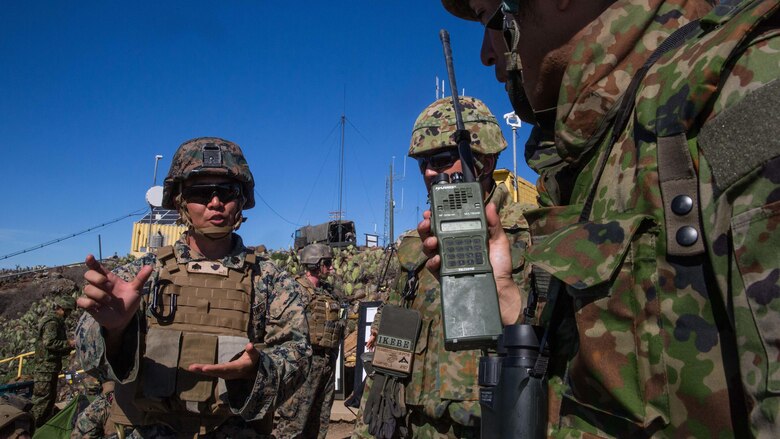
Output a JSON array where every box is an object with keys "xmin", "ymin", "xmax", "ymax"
[{"xmin": 0, "ymin": 1, "xmax": 535, "ymax": 269}]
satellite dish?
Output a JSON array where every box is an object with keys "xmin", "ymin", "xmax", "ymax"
[{"xmin": 146, "ymin": 186, "xmax": 164, "ymax": 207}]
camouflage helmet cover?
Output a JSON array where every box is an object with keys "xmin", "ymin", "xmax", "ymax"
[
  {"xmin": 300, "ymin": 243, "xmax": 332, "ymax": 266},
  {"xmin": 55, "ymin": 295, "xmax": 76, "ymax": 311},
  {"xmin": 162, "ymin": 137, "xmax": 255, "ymax": 210},
  {"xmin": 441, "ymin": 0, "xmax": 479, "ymax": 21},
  {"xmin": 409, "ymin": 96, "xmax": 507, "ymax": 158}
]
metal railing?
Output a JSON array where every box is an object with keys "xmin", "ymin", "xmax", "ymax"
[
  {"xmin": 0, "ymin": 350, "xmax": 80, "ymax": 380},
  {"xmin": 0, "ymin": 351, "xmax": 35, "ymax": 378}
]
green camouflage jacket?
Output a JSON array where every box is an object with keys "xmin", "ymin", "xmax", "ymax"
[
  {"xmin": 75, "ymin": 233, "xmax": 311, "ymax": 428},
  {"xmin": 523, "ymin": 0, "xmax": 780, "ymax": 437},
  {"xmin": 376, "ymin": 182, "xmax": 532, "ymax": 427},
  {"xmin": 35, "ymin": 314, "xmax": 70, "ymax": 373}
]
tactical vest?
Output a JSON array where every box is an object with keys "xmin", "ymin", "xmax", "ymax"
[
  {"xmin": 110, "ymin": 245, "xmax": 262, "ymax": 436},
  {"xmin": 299, "ymin": 277, "xmax": 344, "ymax": 349}
]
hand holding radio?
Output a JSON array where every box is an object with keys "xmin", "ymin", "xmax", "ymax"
[{"xmin": 418, "ymin": 203, "xmax": 521, "ymax": 325}]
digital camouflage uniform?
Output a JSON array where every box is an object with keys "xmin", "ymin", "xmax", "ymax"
[
  {"xmin": 353, "ymin": 97, "xmax": 534, "ymax": 438},
  {"xmin": 448, "ymin": 0, "xmax": 780, "ymax": 437},
  {"xmin": 273, "ymin": 276, "xmax": 344, "ymax": 439},
  {"xmin": 72, "ymin": 383, "xmax": 114, "ymax": 439},
  {"xmin": 76, "ymin": 233, "xmax": 311, "ymax": 438},
  {"xmin": 31, "ymin": 298, "xmax": 73, "ymax": 427}
]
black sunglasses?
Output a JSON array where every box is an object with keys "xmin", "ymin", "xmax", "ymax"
[
  {"xmin": 181, "ymin": 182, "xmax": 242, "ymax": 205},
  {"xmin": 417, "ymin": 149, "xmax": 461, "ymax": 172},
  {"xmin": 321, "ymin": 259, "xmax": 333, "ymax": 268},
  {"xmin": 485, "ymin": 4, "xmax": 504, "ymax": 31}
]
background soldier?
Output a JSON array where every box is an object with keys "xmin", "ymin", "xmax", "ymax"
[
  {"xmin": 31, "ymin": 295, "xmax": 75, "ymax": 428},
  {"xmin": 442, "ymin": 0, "xmax": 780, "ymax": 436},
  {"xmin": 273, "ymin": 243, "xmax": 345, "ymax": 439},
  {"xmin": 76, "ymin": 137, "xmax": 311, "ymax": 437},
  {"xmin": 354, "ymin": 96, "xmax": 532, "ymax": 438},
  {"xmin": 71, "ymin": 380, "xmax": 114, "ymax": 439}
]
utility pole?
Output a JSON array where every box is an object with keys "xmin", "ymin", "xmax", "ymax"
[
  {"xmin": 503, "ymin": 112, "xmax": 522, "ymax": 202},
  {"xmin": 337, "ymin": 114, "xmax": 346, "ymax": 224},
  {"xmin": 389, "ymin": 161, "xmax": 394, "ymax": 246},
  {"xmin": 148, "ymin": 154, "xmax": 163, "ymax": 251}
]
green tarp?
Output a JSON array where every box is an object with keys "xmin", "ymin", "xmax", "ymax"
[{"xmin": 32, "ymin": 394, "xmax": 89, "ymax": 439}]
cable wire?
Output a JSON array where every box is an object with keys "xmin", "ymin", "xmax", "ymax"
[
  {"xmin": 254, "ymin": 190, "xmax": 301, "ymax": 227},
  {"xmin": 0, "ymin": 207, "xmax": 148, "ymax": 261}
]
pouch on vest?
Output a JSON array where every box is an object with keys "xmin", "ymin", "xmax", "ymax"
[
  {"xmin": 177, "ymin": 332, "xmax": 218, "ymax": 408},
  {"xmin": 142, "ymin": 327, "xmax": 181, "ymax": 400},
  {"xmin": 373, "ymin": 304, "xmax": 422, "ymax": 378}
]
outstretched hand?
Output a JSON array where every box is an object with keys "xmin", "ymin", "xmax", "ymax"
[
  {"xmin": 417, "ymin": 203, "xmax": 521, "ymax": 325},
  {"xmin": 188, "ymin": 342, "xmax": 260, "ymax": 381},
  {"xmin": 77, "ymin": 254, "xmax": 153, "ymax": 333}
]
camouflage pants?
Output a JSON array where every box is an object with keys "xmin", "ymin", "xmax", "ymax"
[
  {"xmin": 31, "ymin": 371, "xmax": 58, "ymax": 428},
  {"xmin": 273, "ymin": 348, "xmax": 337, "ymax": 439},
  {"xmin": 72, "ymin": 393, "xmax": 113, "ymax": 439}
]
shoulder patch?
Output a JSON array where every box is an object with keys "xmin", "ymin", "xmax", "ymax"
[{"xmin": 698, "ymin": 79, "xmax": 780, "ymax": 194}]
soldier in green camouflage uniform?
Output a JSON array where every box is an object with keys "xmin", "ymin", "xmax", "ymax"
[
  {"xmin": 31, "ymin": 295, "xmax": 75, "ymax": 428},
  {"xmin": 76, "ymin": 137, "xmax": 311, "ymax": 438},
  {"xmin": 273, "ymin": 243, "xmax": 345, "ymax": 439},
  {"xmin": 353, "ymin": 97, "xmax": 533, "ymax": 438},
  {"xmin": 444, "ymin": 0, "xmax": 780, "ymax": 436},
  {"xmin": 72, "ymin": 381, "xmax": 115, "ymax": 439}
]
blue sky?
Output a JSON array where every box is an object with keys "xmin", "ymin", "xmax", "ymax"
[{"xmin": 0, "ymin": 1, "xmax": 535, "ymax": 269}]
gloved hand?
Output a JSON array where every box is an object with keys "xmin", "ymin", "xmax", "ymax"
[{"xmin": 364, "ymin": 374, "xmax": 407, "ymax": 438}]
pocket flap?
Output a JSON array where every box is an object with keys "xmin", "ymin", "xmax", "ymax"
[
  {"xmin": 526, "ymin": 213, "xmax": 653, "ymax": 290},
  {"xmin": 177, "ymin": 332, "xmax": 218, "ymax": 402},
  {"xmin": 142, "ymin": 327, "xmax": 181, "ymax": 399}
]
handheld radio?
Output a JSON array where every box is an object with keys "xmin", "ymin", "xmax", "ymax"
[{"xmin": 435, "ymin": 30, "xmax": 502, "ymax": 351}]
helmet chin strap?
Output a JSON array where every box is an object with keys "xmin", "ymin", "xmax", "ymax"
[{"xmin": 504, "ymin": 13, "xmax": 557, "ymax": 134}]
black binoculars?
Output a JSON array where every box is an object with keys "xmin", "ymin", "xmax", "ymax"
[{"xmin": 479, "ymin": 324, "xmax": 548, "ymax": 438}]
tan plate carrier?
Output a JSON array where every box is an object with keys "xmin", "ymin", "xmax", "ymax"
[{"xmin": 110, "ymin": 246, "xmax": 258, "ymax": 436}]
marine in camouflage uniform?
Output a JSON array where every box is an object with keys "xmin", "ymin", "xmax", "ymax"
[
  {"xmin": 273, "ymin": 243, "xmax": 345, "ymax": 439},
  {"xmin": 353, "ymin": 97, "xmax": 533, "ymax": 438},
  {"xmin": 72, "ymin": 381, "xmax": 115, "ymax": 439},
  {"xmin": 31, "ymin": 295, "xmax": 75, "ymax": 428},
  {"xmin": 76, "ymin": 137, "xmax": 311, "ymax": 438},
  {"xmin": 445, "ymin": 0, "xmax": 780, "ymax": 436}
]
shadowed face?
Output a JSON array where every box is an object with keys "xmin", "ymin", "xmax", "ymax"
[{"xmin": 470, "ymin": 0, "xmax": 609, "ymax": 111}]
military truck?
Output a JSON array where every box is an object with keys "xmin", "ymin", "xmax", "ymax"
[{"xmin": 294, "ymin": 220, "xmax": 357, "ymax": 250}]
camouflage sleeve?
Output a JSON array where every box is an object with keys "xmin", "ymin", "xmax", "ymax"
[
  {"xmin": 75, "ymin": 257, "xmax": 153, "ymax": 383},
  {"xmin": 702, "ymin": 33, "xmax": 780, "ymax": 436},
  {"xmin": 224, "ymin": 261, "xmax": 311, "ymax": 421},
  {"xmin": 41, "ymin": 320, "xmax": 70, "ymax": 354},
  {"xmin": 500, "ymin": 201, "xmax": 534, "ymax": 324}
]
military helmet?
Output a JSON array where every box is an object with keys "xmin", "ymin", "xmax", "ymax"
[
  {"xmin": 441, "ymin": 0, "xmax": 520, "ymax": 21},
  {"xmin": 300, "ymin": 243, "xmax": 332, "ymax": 266},
  {"xmin": 409, "ymin": 96, "xmax": 507, "ymax": 158},
  {"xmin": 162, "ymin": 137, "xmax": 255, "ymax": 210},
  {"xmin": 441, "ymin": 0, "xmax": 479, "ymax": 21},
  {"xmin": 55, "ymin": 295, "xmax": 76, "ymax": 311}
]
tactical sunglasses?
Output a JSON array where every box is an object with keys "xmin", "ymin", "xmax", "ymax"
[
  {"xmin": 181, "ymin": 182, "xmax": 242, "ymax": 204},
  {"xmin": 321, "ymin": 259, "xmax": 333, "ymax": 268},
  {"xmin": 417, "ymin": 149, "xmax": 461, "ymax": 172},
  {"xmin": 485, "ymin": 4, "xmax": 504, "ymax": 30}
]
